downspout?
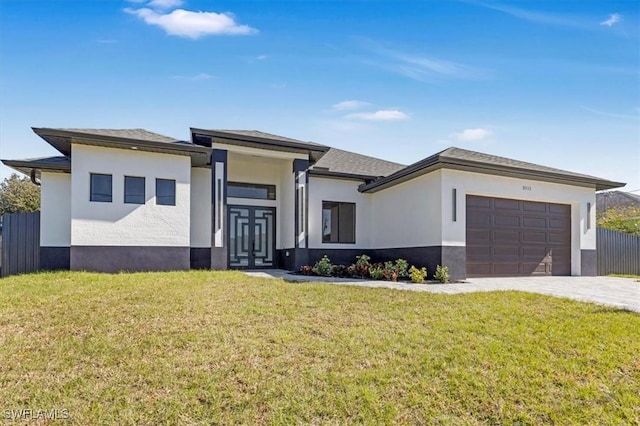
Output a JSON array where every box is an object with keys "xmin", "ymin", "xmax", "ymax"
[{"xmin": 30, "ymin": 169, "xmax": 41, "ymax": 186}]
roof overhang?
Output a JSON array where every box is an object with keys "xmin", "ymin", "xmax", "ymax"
[
  {"xmin": 191, "ymin": 128, "xmax": 330, "ymax": 157},
  {"xmin": 1, "ymin": 157, "xmax": 71, "ymax": 179},
  {"xmin": 359, "ymin": 155, "xmax": 626, "ymax": 193},
  {"xmin": 308, "ymin": 168, "xmax": 379, "ymax": 182},
  {"xmin": 33, "ymin": 127, "xmax": 211, "ymax": 167}
]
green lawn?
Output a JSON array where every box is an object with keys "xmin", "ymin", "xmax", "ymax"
[{"xmin": 1, "ymin": 271, "xmax": 638, "ymax": 425}]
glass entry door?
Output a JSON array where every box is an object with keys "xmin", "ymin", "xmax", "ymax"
[{"xmin": 228, "ymin": 205, "xmax": 276, "ymax": 269}]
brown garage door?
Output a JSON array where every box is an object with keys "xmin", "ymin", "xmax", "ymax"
[{"xmin": 466, "ymin": 195, "xmax": 571, "ymax": 277}]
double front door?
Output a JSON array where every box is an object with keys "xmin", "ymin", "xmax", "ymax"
[{"xmin": 228, "ymin": 205, "xmax": 276, "ymax": 269}]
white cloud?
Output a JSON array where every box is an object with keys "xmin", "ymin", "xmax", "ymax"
[
  {"xmin": 125, "ymin": 7, "xmax": 257, "ymax": 39},
  {"xmin": 147, "ymin": 0, "xmax": 183, "ymax": 10},
  {"xmin": 256, "ymin": 54, "xmax": 268, "ymax": 60},
  {"xmin": 346, "ymin": 110, "xmax": 409, "ymax": 121},
  {"xmin": 97, "ymin": 39, "xmax": 117, "ymax": 44},
  {"xmin": 600, "ymin": 13, "xmax": 621, "ymax": 27},
  {"xmin": 331, "ymin": 100, "xmax": 370, "ymax": 111},
  {"xmin": 450, "ymin": 128, "xmax": 492, "ymax": 141}
]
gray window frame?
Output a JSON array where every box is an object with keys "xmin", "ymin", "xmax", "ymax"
[
  {"xmin": 155, "ymin": 178, "xmax": 176, "ymax": 206},
  {"xmin": 322, "ymin": 201, "xmax": 356, "ymax": 244},
  {"xmin": 90, "ymin": 173, "xmax": 112, "ymax": 203},
  {"xmin": 124, "ymin": 176, "xmax": 146, "ymax": 205}
]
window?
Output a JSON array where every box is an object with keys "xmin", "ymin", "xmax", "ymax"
[
  {"xmin": 156, "ymin": 178, "xmax": 176, "ymax": 206},
  {"xmin": 90, "ymin": 173, "xmax": 112, "ymax": 202},
  {"xmin": 322, "ymin": 201, "xmax": 355, "ymax": 243},
  {"xmin": 124, "ymin": 176, "xmax": 145, "ymax": 204},
  {"xmin": 228, "ymin": 182, "xmax": 276, "ymax": 200}
]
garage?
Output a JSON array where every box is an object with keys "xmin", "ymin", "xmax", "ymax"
[{"xmin": 466, "ymin": 195, "xmax": 571, "ymax": 277}]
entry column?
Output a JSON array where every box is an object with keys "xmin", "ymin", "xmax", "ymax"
[{"xmin": 211, "ymin": 149, "xmax": 228, "ymax": 269}]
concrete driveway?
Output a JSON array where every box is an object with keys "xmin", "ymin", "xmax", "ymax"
[{"xmin": 245, "ymin": 270, "xmax": 640, "ymax": 313}]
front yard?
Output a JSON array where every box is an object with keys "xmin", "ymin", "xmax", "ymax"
[{"xmin": 1, "ymin": 271, "xmax": 638, "ymax": 424}]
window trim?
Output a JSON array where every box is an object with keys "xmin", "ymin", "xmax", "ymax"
[
  {"xmin": 322, "ymin": 201, "xmax": 356, "ymax": 244},
  {"xmin": 89, "ymin": 173, "xmax": 112, "ymax": 203},
  {"xmin": 227, "ymin": 181, "xmax": 276, "ymax": 200},
  {"xmin": 155, "ymin": 178, "xmax": 176, "ymax": 206},
  {"xmin": 124, "ymin": 175, "xmax": 146, "ymax": 205}
]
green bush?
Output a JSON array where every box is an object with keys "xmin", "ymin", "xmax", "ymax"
[
  {"xmin": 312, "ymin": 255, "xmax": 335, "ymax": 276},
  {"xmin": 395, "ymin": 259, "xmax": 409, "ymax": 279},
  {"xmin": 409, "ymin": 266, "xmax": 428, "ymax": 284},
  {"xmin": 380, "ymin": 259, "xmax": 409, "ymax": 282},
  {"xmin": 369, "ymin": 265, "xmax": 384, "ymax": 280},
  {"xmin": 354, "ymin": 254, "xmax": 372, "ymax": 277},
  {"xmin": 434, "ymin": 265, "xmax": 450, "ymax": 283}
]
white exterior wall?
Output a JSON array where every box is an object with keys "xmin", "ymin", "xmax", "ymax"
[
  {"xmin": 370, "ymin": 172, "xmax": 442, "ymax": 248},
  {"xmin": 308, "ymin": 177, "xmax": 373, "ymax": 249},
  {"xmin": 440, "ymin": 169, "xmax": 596, "ymax": 275},
  {"xmin": 190, "ymin": 167, "xmax": 211, "ymax": 248},
  {"xmin": 40, "ymin": 172, "xmax": 71, "ymax": 247},
  {"xmin": 70, "ymin": 144, "xmax": 191, "ymax": 247}
]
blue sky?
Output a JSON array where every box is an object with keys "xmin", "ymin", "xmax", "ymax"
[{"xmin": 1, "ymin": 0, "xmax": 638, "ymax": 191}]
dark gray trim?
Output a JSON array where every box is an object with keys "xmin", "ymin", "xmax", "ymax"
[
  {"xmin": 40, "ymin": 247, "xmax": 70, "ymax": 271},
  {"xmin": 191, "ymin": 128, "xmax": 329, "ymax": 153},
  {"xmin": 211, "ymin": 247, "xmax": 227, "ymax": 269},
  {"xmin": 293, "ymin": 159, "xmax": 310, "ymax": 173},
  {"xmin": 581, "ymin": 249, "xmax": 597, "ymax": 276},
  {"xmin": 279, "ymin": 246, "xmax": 466, "ymax": 280},
  {"xmin": 211, "ymin": 149, "xmax": 228, "ymax": 270},
  {"xmin": 308, "ymin": 169, "xmax": 376, "ymax": 182},
  {"xmin": 452, "ymin": 188, "xmax": 457, "ymax": 221},
  {"xmin": 190, "ymin": 248, "xmax": 211, "ymax": 269},
  {"xmin": 70, "ymin": 246, "xmax": 189, "ymax": 273},
  {"xmin": 305, "ymin": 168, "xmax": 310, "ymax": 248}
]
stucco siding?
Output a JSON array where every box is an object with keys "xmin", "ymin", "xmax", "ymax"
[
  {"xmin": 190, "ymin": 167, "xmax": 211, "ymax": 248},
  {"xmin": 70, "ymin": 144, "xmax": 191, "ymax": 247},
  {"xmin": 440, "ymin": 168, "xmax": 596, "ymax": 275},
  {"xmin": 308, "ymin": 177, "xmax": 372, "ymax": 250},
  {"xmin": 370, "ymin": 172, "xmax": 442, "ymax": 248},
  {"xmin": 40, "ymin": 172, "xmax": 71, "ymax": 247}
]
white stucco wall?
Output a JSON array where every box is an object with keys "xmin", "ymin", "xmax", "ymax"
[
  {"xmin": 308, "ymin": 177, "xmax": 373, "ymax": 249},
  {"xmin": 440, "ymin": 168, "xmax": 596, "ymax": 275},
  {"xmin": 370, "ymin": 172, "xmax": 443, "ymax": 248},
  {"xmin": 190, "ymin": 167, "xmax": 211, "ymax": 248},
  {"xmin": 70, "ymin": 144, "xmax": 191, "ymax": 246},
  {"xmin": 40, "ymin": 172, "xmax": 71, "ymax": 247}
]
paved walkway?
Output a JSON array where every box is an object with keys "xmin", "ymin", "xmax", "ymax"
[{"xmin": 245, "ymin": 270, "xmax": 640, "ymax": 313}]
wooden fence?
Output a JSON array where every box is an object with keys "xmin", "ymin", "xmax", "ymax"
[{"xmin": 597, "ymin": 227, "xmax": 640, "ymax": 276}]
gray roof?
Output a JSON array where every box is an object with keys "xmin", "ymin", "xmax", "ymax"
[
  {"xmin": 313, "ymin": 148, "xmax": 405, "ymax": 177},
  {"xmin": 440, "ymin": 147, "xmax": 613, "ymax": 181},
  {"xmin": 596, "ymin": 191, "xmax": 640, "ymax": 212},
  {"xmin": 360, "ymin": 146, "xmax": 625, "ymax": 192},
  {"xmin": 214, "ymin": 130, "xmax": 325, "ymax": 147},
  {"xmin": 1, "ymin": 156, "xmax": 71, "ymax": 178},
  {"xmin": 59, "ymin": 128, "xmax": 179, "ymax": 143}
]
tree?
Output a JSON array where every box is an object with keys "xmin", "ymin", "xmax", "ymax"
[
  {"xmin": 597, "ymin": 205, "xmax": 640, "ymax": 236},
  {"xmin": 0, "ymin": 173, "xmax": 41, "ymax": 215}
]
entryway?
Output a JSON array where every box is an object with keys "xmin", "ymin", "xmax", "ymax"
[{"xmin": 228, "ymin": 205, "xmax": 276, "ymax": 269}]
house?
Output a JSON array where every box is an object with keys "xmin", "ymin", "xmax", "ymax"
[{"xmin": 2, "ymin": 127, "xmax": 624, "ymax": 280}]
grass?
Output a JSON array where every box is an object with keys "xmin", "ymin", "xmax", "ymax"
[
  {"xmin": 609, "ymin": 274, "xmax": 640, "ymax": 281},
  {"xmin": 1, "ymin": 271, "xmax": 639, "ymax": 425}
]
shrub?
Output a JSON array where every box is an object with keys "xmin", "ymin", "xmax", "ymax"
[
  {"xmin": 409, "ymin": 266, "xmax": 428, "ymax": 284},
  {"xmin": 299, "ymin": 265, "xmax": 314, "ymax": 275},
  {"xmin": 380, "ymin": 259, "xmax": 409, "ymax": 282},
  {"xmin": 333, "ymin": 264, "xmax": 350, "ymax": 278},
  {"xmin": 369, "ymin": 264, "xmax": 385, "ymax": 280},
  {"xmin": 354, "ymin": 254, "xmax": 371, "ymax": 277},
  {"xmin": 312, "ymin": 255, "xmax": 335, "ymax": 277},
  {"xmin": 434, "ymin": 265, "xmax": 450, "ymax": 283}
]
